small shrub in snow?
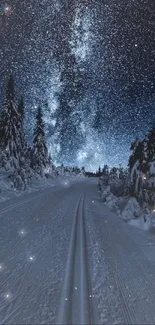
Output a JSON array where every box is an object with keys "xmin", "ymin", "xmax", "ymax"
[
  {"xmin": 100, "ymin": 185, "xmax": 111, "ymax": 200},
  {"xmin": 105, "ymin": 192, "xmax": 118, "ymax": 209},
  {"xmin": 120, "ymin": 197, "xmax": 141, "ymax": 221}
]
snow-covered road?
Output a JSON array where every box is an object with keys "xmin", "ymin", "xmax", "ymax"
[
  {"xmin": 56, "ymin": 193, "xmax": 96, "ymax": 325},
  {"xmin": 1, "ymin": 178, "xmax": 155, "ymax": 324}
]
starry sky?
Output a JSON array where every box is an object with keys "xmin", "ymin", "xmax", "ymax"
[{"xmin": 0, "ymin": 0, "xmax": 155, "ymax": 170}]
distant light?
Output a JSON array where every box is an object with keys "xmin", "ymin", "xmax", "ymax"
[
  {"xmin": 143, "ymin": 176, "xmax": 146, "ymax": 180},
  {"xmin": 92, "ymin": 200, "xmax": 94, "ymax": 203},
  {"xmin": 135, "ymin": 44, "xmax": 138, "ymax": 47}
]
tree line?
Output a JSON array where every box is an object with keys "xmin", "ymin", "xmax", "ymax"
[
  {"xmin": 128, "ymin": 127, "xmax": 155, "ymax": 205},
  {"xmin": 0, "ymin": 75, "xmax": 52, "ymax": 189}
]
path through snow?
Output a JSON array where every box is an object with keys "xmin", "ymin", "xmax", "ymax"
[{"xmin": 0, "ymin": 179, "xmax": 155, "ymax": 324}]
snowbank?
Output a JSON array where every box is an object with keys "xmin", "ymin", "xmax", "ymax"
[
  {"xmin": 117, "ymin": 197, "xmax": 155, "ymax": 232},
  {"xmin": 0, "ymin": 171, "xmax": 58, "ymax": 202},
  {"xmin": 129, "ymin": 216, "xmax": 152, "ymax": 231},
  {"xmin": 99, "ymin": 179, "xmax": 155, "ymax": 233},
  {"xmin": 0, "ymin": 170, "xmax": 87, "ymax": 204},
  {"xmin": 119, "ymin": 197, "xmax": 141, "ymax": 221}
]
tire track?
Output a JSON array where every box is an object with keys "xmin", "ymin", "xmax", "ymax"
[
  {"xmin": 0, "ymin": 189, "xmax": 85, "ymax": 324},
  {"xmin": 56, "ymin": 194, "xmax": 95, "ymax": 325}
]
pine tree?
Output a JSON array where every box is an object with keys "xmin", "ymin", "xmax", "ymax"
[
  {"xmin": 146, "ymin": 127, "xmax": 155, "ymax": 162},
  {"xmin": 31, "ymin": 106, "xmax": 48, "ymax": 175},
  {"xmin": 128, "ymin": 127, "xmax": 155, "ymax": 202},
  {"xmin": 128, "ymin": 139, "xmax": 146, "ymax": 197},
  {"xmin": 129, "ymin": 139, "xmax": 141, "ymax": 171},
  {"xmin": 16, "ymin": 97, "xmax": 28, "ymax": 164},
  {"xmin": 98, "ymin": 166, "xmax": 101, "ymax": 175},
  {"xmin": 0, "ymin": 75, "xmax": 21, "ymax": 170},
  {"xmin": 118, "ymin": 166, "xmax": 127, "ymax": 180},
  {"xmin": 102, "ymin": 164, "xmax": 109, "ymax": 176},
  {"xmin": 81, "ymin": 166, "xmax": 85, "ymax": 176},
  {"xmin": 110, "ymin": 167, "xmax": 118, "ymax": 179},
  {"xmin": 18, "ymin": 96, "xmax": 24, "ymax": 121}
]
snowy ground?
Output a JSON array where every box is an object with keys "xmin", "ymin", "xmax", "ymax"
[
  {"xmin": 1, "ymin": 178, "xmax": 155, "ymax": 324},
  {"xmin": 0, "ymin": 172, "xmax": 84, "ymax": 203},
  {"xmin": 99, "ymin": 180, "xmax": 155, "ymax": 232}
]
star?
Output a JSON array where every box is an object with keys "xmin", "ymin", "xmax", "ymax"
[{"xmin": 0, "ymin": 0, "xmax": 154, "ymax": 169}]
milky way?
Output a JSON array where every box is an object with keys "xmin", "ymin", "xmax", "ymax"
[{"xmin": 0, "ymin": 0, "xmax": 155, "ymax": 170}]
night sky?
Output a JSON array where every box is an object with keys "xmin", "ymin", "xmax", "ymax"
[{"xmin": 0, "ymin": 0, "xmax": 155, "ymax": 170}]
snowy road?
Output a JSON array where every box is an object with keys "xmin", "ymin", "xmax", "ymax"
[
  {"xmin": 56, "ymin": 194, "xmax": 96, "ymax": 324},
  {"xmin": 1, "ymin": 179, "xmax": 155, "ymax": 324}
]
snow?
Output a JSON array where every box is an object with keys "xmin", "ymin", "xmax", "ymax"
[
  {"xmin": 56, "ymin": 194, "xmax": 96, "ymax": 324},
  {"xmin": 119, "ymin": 197, "xmax": 141, "ymax": 221},
  {"xmin": 0, "ymin": 179, "xmax": 88, "ymax": 324},
  {"xmin": 0, "ymin": 168, "xmax": 86, "ymax": 204},
  {"xmin": 129, "ymin": 216, "xmax": 152, "ymax": 231},
  {"xmin": 149, "ymin": 161, "xmax": 155, "ymax": 177},
  {"xmin": 87, "ymin": 183, "xmax": 155, "ymax": 324},
  {"xmin": 1, "ymin": 178, "xmax": 155, "ymax": 324},
  {"xmin": 99, "ymin": 177, "xmax": 155, "ymax": 233}
]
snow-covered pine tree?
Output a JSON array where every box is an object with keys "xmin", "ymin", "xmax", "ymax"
[
  {"xmin": 16, "ymin": 97, "xmax": 27, "ymax": 164},
  {"xmin": 144, "ymin": 128, "xmax": 155, "ymax": 189},
  {"xmin": 109, "ymin": 167, "xmax": 118, "ymax": 179},
  {"xmin": 118, "ymin": 166, "xmax": 125, "ymax": 180},
  {"xmin": 31, "ymin": 106, "xmax": 48, "ymax": 176},
  {"xmin": 128, "ymin": 127, "xmax": 155, "ymax": 204},
  {"xmin": 81, "ymin": 166, "xmax": 85, "ymax": 177},
  {"xmin": 12, "ymin": 97, "xmax": 35, "ymax": 189},
  {"xmin": 128, "ymin": 139, "xmax": 146, "ymax": 197},
  {"xmin": 0, "ymin": 75, "xmax": 21, "ymax": 171},
  {"xmin": 98, "ymin": 166, "xmax": 101, "ymax": 176},
  {"xmin": 102, "ymin": 164, "xmax": 109, "ymax": 176},
  {"xmin": 146, "ymin": 127, "xmax": 155, "ymax": 162},
  {"xmin": 18, "ymin": 96, "xmax": 24, "ymax": 120}
]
